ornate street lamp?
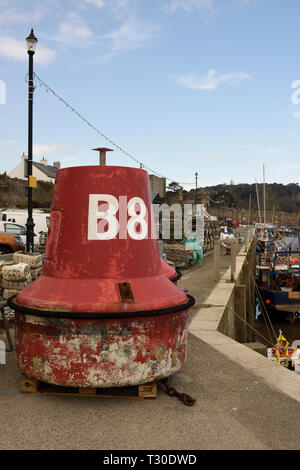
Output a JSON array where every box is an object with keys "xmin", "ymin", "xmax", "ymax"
[
  {"xmin": 26, "ymin": 29, "xmax": 38, "ymax": 252},
  {"xmin": 195, "ymin": 171, "xmax": 198, "ymax": 206}
]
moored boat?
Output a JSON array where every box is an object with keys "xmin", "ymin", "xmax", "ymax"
[
  {"xmin": 256, "ymin": 227, "xmax": 300, "ymax": 321},
  {"xmin": 267, "ymin": 330, "xmax": 300, "ymax": 373}
]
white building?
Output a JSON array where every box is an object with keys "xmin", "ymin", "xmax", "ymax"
[{"xmin": 9, "ymin": 154, "xmax": 60, "ymax": 183}]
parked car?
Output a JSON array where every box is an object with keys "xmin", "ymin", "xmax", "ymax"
[
  {"xmin": 0, "ymin": 221, "xmax": 39, "ymax": 246},
  {"xmin": 0, "ymin": 209, "xmax": 50, "ymax": 234},
  {"xmin": 0, "ymin": 231, "xmax": 25, "ymax": 255}
]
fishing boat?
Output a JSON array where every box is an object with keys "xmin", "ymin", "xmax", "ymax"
[
  {"xmin": 267, "ymin": 330, "xmax": 300, "ymax": 373},
  {"xmin": 256, "ymin": 227, "xmax": 300, "ymax": 322}
]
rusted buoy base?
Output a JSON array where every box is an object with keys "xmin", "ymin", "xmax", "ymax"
[{"xmin": 16, "ymin": 311, "xmax": 188, "ymax": 388}]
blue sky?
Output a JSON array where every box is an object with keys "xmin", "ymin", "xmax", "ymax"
[{"xmin": 0, "ymin": 0, "xmax": 300, "ymax": 188}]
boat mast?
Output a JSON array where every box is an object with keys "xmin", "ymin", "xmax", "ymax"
[
  {"xmin": 263, "ymin": 164, "xmax": 266, "ymax": 225},
  {"xmin": 247, "ymin": 192, "xmax": 252, "ymax": 226},
  {"xmin": 255, "ymin": 178, "xmax": 262, "ymax": 224}
]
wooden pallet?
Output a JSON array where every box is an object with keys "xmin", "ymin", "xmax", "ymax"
[{"xmin": 20, "ymin": 374, "xmax": 157, "ymax": 399}]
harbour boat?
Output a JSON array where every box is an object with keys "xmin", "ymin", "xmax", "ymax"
[
  {"xmin": 256, "ymin": 227, "xmax": 300, "ymax": 321},
  {"xmin": 267, "ymin": 330, "xmax": 300, "ymax": 373}
]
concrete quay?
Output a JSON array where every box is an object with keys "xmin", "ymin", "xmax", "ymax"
[
  {"xmin": 0, "ymin": 242, "xmax": 299, "ymax": 450},
  {"xmin": 186, "ymin": 240, "xmax": 300, "ymax": 404}
]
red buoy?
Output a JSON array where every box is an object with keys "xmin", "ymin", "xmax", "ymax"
[
  {"xmin": 161, "ymin": 259, "xmax": 182, "ymax": 284},
  {"xmin": 10, "ymin": 166, "xmax": 194, "ymax": 388}
]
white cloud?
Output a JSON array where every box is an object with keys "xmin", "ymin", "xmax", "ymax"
[
  {"xmin": 98, "ymin": 1, "xmax": 160, "ymax": 58},
  {"xmin": 0, "ymin": 5, "xmax": 45, "ymax": 25},
  {"xmin": 233, "ymin": 0, "xmax": 259, "ymax": 4},
  {"xmin": 173, "ymin": 69, "xmax": 251, "ymax": 90},
  {"xmin": 104, "ymin": 19, "xmax": 159, "ymax": 54},
  {"xmin": 110, "ymin": 0, "xmax": 130, "ymax": 17},
  {"xmin": 59, "ymin": 13, "xmax": 92, "ymax": 39},
  {"xmin": 163, "ymin": 0, "xmax": 260, "ymax": 16},
  {"xmin": 163, "ymin": 0, "xmax": 214, "ymax": 14},
  {"xmin": 85, "ymin": 0, "xmax": 105, "ymax": 8},
  {"xmin": 0, "ymin": 36, "xmax": 55, "ymax": 65},
  {"xmin": 60, "ymin": 23, "xmax": 92, "ymax": 39},
  {"xmin": 293, "ymin": 110, "xmax": 300, "ymax": 119},
  {"xmin": 33, "ymin": 144, "xmax": 63, "ymax": 157}
]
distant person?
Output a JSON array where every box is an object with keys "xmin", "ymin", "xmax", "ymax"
[{"xmin": 286, "ymin": 278, "xmax": 293, "ymax": 288}]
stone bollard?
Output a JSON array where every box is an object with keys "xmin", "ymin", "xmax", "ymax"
[
  {"xmin": 230, "ymin": 239, "xmax": 237, "ymax": 282},
  {"xmin": 214, "ymin": 240, "xmax": 220, "ymax": 281}
]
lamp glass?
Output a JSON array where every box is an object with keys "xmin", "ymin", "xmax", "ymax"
[
  {"xmin": 26, "ymin": 31, "xmax": 37, "ymax": 53},
  {"xmin": 26, "ymin": 38, "xmax": 37, "ymax": 52}
]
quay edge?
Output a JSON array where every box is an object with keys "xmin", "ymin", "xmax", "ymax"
[{"xmin": 188, "ymin": 237, "xmax": 300, "ymax": 403}]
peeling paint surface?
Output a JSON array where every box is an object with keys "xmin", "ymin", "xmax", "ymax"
[
  {"xmin": 14, "ymin": 166, "xmax": 191, "ymax": 388},
  {"xmin": 15, "ymin": 311, "xmax": 188, "ymax": 387},
  {"xmin": 15, "ymin": 166, "xmax": 188, "ymax": 314}
]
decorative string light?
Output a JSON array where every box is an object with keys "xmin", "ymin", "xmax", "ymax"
[{"xmin": 31, "ymin": 73, "xmax": 195, "ymax": 185}]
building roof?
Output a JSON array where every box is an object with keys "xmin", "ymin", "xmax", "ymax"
[
  {"xmin": 152, "ymin": 192, "xmax": 163, "ymax": 204},
  {"xmin": 32, "ymin": 162, "xmax": 58, "ymax": 179}
]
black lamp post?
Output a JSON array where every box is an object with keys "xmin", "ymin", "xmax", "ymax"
[
  {"xmin": 26, "ymin": 29, "xmax": 37, "ymax": 252},
  {"xmin": 195, "ymin": 171, "xmax": 198, "ymax": 206}
]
